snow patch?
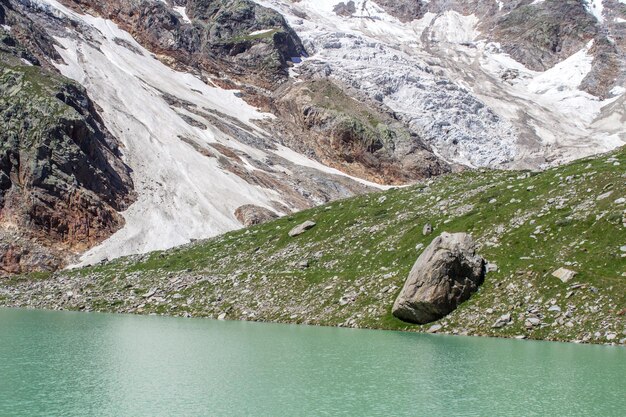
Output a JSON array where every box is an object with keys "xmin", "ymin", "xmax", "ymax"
[
  {"xmin": 583, "ymin": 0, "xmax": 604, "ymax": 23},
  {"xmin": 173, "ymin": 6, "xmax": 192, "ymax": 24},
  {"xmin": 430, "ymin": 11, "xmax": 479, "ymax": 44},
  {"xmin": 610, "ymin": 86, "xmax": 625, "ymax": 96},
  {"xmin": 249, "ymin": 28, "xmax": 274, "ymax": 36}
]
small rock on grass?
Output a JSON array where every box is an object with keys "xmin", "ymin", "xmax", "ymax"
[
  {"xmin": 492, "ymin": 313, "xmax": 511, "ymax": 328},
  {"xmin": 289, "ymin": 221, "xmax": 316, "ymax": 237},
  {"xmin": 552, "ymin": 268, "xmax": 577, "ymax": 283},
  {"xmin": 427, "ymin": 324, "xmax": 442, "ymax": 333}
]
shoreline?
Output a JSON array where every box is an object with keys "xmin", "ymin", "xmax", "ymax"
[{"xmin": 1, "ymin": 297, "xmax": 623, "ymax": 347}]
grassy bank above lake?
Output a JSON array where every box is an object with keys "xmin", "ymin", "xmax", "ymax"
[{"xmin": 1, "ymin": 147, "xmax": 625, "ymax": 344}]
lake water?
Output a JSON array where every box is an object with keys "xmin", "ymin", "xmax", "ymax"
[{"xmin": 0, "ymin": 308, "xmax": 624, "ymax": 416}]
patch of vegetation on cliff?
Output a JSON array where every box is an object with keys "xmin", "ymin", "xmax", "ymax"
[{"xmin": 2, "ymin": 147, "xmax": 625, "ymax": 344}]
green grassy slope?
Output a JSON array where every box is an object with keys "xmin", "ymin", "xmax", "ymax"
[{"xmin": 2, "ymin": 147, "xmax": 625, "ymax": 343}]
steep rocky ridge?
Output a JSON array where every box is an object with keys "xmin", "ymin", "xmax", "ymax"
[
  {"xmin": 0, "ymin": 7, "xmax": 135, "ymax": 275},
  {"xmin": 373, "ymin": 0, "xmax": 423, "ymax": 23},
  {"xmin": 56, "ymin": 0, "xmax": 306, "ymax": 88}
]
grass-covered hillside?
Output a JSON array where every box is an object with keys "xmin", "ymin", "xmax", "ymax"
[{"xmin": 2, "ymin": 148, "xmax": 625, "ymax": 344}]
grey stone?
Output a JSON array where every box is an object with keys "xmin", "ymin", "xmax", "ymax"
[
  {"xmin": 493, "ymin": 313, "xmax": 512, "ymax": 328},
  {"xmin": 339, "ymin": 291, "xmax": 357, "ymax": 306},
  {"xmin": 289, "ymin": 221, "xmax": 317, "ymax": 237},
  {"xmin": 552, "ymin": 268, "xmax": 577, "ymax": 283},
  {"xmin": 422, "ymin": 223, "xmax": 433, "ymax": 236},
  {"xmin": 142, "ymin": 288, "xmax": 157, "ymax": 298},
  {"xmin": 526, "ymin": 317, "xmax": 541, "ymax": 326},
  {"xmin": 392, "ymin": 232, "xmax": 485, "ymax": 324},
  {"xmin": 333, "ymin": 1, "xmax": 356, "ymax": 16},
  {"xmin": 427, "ymin": 324, "xmax": 442, "ymax": 333}
]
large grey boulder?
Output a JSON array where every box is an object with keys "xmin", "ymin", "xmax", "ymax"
[{"xmin": 392, "ymin": 232, "xmax": 485, "ymax": 324}]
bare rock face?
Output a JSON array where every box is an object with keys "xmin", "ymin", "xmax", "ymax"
[
  {"xmin": 234, "ymin": 205, "xmax": 278, "ymax": 227},
  {"xmin": 491, "ymin": 0, "xmax": 597, "ymax": 72},
  {"xmin": 272, "ymin": 78, "xmax": 450, "ymax": 185},
  {"xmin": 0, "ymin": 8, "xmax": 135, "ymax": 274},
  {"xmin": 59, "ymin": 0, "xmax": 306, "ymax": 88},
  {"xmin": 333, "ymin": 1, "xmax": 356, "ymax": 17},
  {"xmin": 392, "ymin": 232, "xmax": 485, "ymax": 324},
  {"xmin": 374, "ymin": 0, "xmax": 424, "ymax": 23}
]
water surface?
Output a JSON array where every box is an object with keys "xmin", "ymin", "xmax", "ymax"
[{"xmin": 0, "ymin": 309, "xmax": 623, "ymax": 416}]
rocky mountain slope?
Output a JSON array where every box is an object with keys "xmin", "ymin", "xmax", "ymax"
[
  {"xmin": 0, "ymin": 1, "xmax": 135, "ymax": 274},
  {"xmin": 3, "ymin": 146, "xmax": 624, "ymax": 345}
]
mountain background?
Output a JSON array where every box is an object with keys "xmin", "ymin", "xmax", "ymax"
[{"xmin": 0, "ymin": 0, "xmax": 624, "ymax": 275}]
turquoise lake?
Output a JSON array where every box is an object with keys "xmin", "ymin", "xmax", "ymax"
[{"xmin": 0, "ymin": 308, "xmax": 624, "ymax": 416}]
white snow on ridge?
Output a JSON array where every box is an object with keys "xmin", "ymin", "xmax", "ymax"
[
  {"xmin": 249, "ymin": 28, "xmax": 274, "ymax": 36},
  {"xmin": 173, "ymin": 6, "xmax": 192, "ymax": 24},
  {"xmin": 527, "ymin": 41, "xmax": 596, "ymax": 120},
  {"xmin": 583, "ymin": 0, "xmax": 604, "ymax": 23}
]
